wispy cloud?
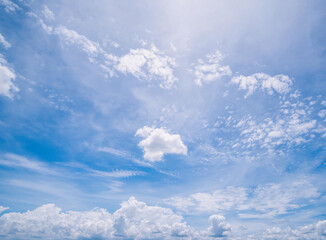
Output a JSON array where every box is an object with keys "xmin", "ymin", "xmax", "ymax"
[{"xmin": 0, "ymin": 153, "xmax": 56, "ymax": 175}]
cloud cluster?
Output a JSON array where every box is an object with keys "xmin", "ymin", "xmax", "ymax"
[
  {"xmin": 0, "ymin": 55, "xmax": 19, "ymax": 99},
  {"xmin": 193, "ymin": 50, "xmax": 232, "ymax": 86},
  {"xmin": 231, "ymin": 73, "xmax": 292, "ymax": 98},
  {"xmin": 166, "ymin": 180, "xmax": 319, "ymax": 218},
  {"xmin": 213, "ymin": 94, "xmax": 326, "ymax": 157},
  {"xmin": 135, "ymin": 126, "xmax": 187, "ymax": 162},
  {"xmin": 33, "ymin": 10, "xmax": 178, "ymax": 89},
  {"xmin": 0, "ymin": 197, "xmax": 226, "ymax": 240}
]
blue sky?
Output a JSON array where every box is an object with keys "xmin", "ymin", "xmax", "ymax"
[{"xmin": 0, "ymin": 0, "xmax": 326, "ymax": 239}]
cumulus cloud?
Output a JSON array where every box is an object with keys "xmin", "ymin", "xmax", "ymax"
[
  {"xmin": 0, "ymin": 55, "xmax": 19, "ymax": 98},
  {"xmin": 116, "ymin": 44, "xmax": 178, "ymax": 89},
  {"xmin": 207, "ymin": 215, "xmax": 231, "ymax": 238},
  {"xmin": 193, "ymin": 50, "xmax": 232, "ymax": 86},
  {"xmin": 0, "ymin": 33, "xmax": 11, "ymax": 49},
  {"xmin": 135, "ymin": 126, "xmax": 187, "ymax": 162},
  {"xmin": 231, "ymin": 73, "xmax": 292, "ymax": 98},
  {"xmin": 0, "ymin": 197, "xmax": 197, "ymax": 240}
]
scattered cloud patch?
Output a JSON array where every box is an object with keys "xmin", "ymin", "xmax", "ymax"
[
  {"xmin": 0, "ymin": 33, "xmax": 11, "ymax": 49},
  {"xmin": 116, "ymin": 44, "xmax": 178, "ymax": 89},
  {"xmin": 0, "ymin": 55, "xmax": 19, "ymax": 98},
  {"xmin": 42, "ymin": 5, "xmax": 55, "ymax": 21},
  {"xmin": 0, "ymin": 206, "xmax": 8, "ymax": 214},
  {"xmin": 193, "ymin": 50, "xmax": 232, "ymax": 86},
  {"xmin": 0, "ymin": 0, "xmax": 20, "ymax": 12},
  {"xmin": 90, "ymin": 169, "xmax": 145, "ymax": 178},
  {"xmin": 135, "ymin": 126, "xmax": 187, "ymax": 162},
  {"xmin": 231, "ymin": 73, "xmax": 292, "ymax": 98},
  {"xmin": 54, "ymin": 26, "xmax": 100, "ymax": 58}
]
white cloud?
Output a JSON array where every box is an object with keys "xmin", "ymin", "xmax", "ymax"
[
  {"xmin": 0, "ymin": 206, "xmax": 8, "ymax": 214},
  {"xmin": 166, "ymin": 180, "xmax": 319, "ymax": 218},
  {"xmin": 318, "ymin": 110, "xmax": 326, "ymax": 118},
  {"xmin": 54, "ymin": 26, "xmax": 100, "ymax": 58},
  {"xmin": 135, "ymin": 126, "xmax": 187, "ymax": 161},
  {"xmin": 116, "ymin": 44, "xmax": 178, "ymax": 89},
  {"xmin": 0, "ymin": 197, "xmax": 197, "ymax": 239},
  {"xmin": 0, "ymin": 33, "xmax": 11, "ymax": 49},
  {"xmin": 215, "ymin": 94, "xmax": 324, "ymax": 154},
  {"xmin": 207, "ymin": 215, "xmax": 231, "ymax": 238},
  {"xmin": 90, "ymin": 169, "xmax": 145, "ymax": 178},
  {"xmin": 193, "ymin": 50, "xmax": 232, "ymax": 86},
  {"xmin": 231, "ymin": 73, "xmax": 292, "ymax": 98},
  {"xmin": 42, "ymin": 5, "xmax": 55, "ymax": 21},
  {"xmin": 0, "ymin": 0, "xmax": 20, "ymax": 12},
  {"xmin": 35, "ymin": 15, "xmax": 177, "ymax": 89},
  {"xmin": 261, "ymin": 220, "xmax": 326, "ymax": 239},
  {"xmin": 0, "ymin": 55, "xmax": 19, "ymax": 98},
  {"xmin": 97, "ymin": 146, "xmax": 130, "ymax": 158}
]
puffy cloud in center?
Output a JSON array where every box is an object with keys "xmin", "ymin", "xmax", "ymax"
[{"xmin": 135, "ymin": 126, "xmax": 187, "ymax": 162}]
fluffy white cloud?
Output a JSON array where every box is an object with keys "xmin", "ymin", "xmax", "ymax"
[
  {"xmin": 0, "ymin": 197, "xmax": 197, "ymax": 240},
  {"xmin": 231, "ymin": 73, "xmax": 292, "ymax": 98},
  {"xmin": 135, "ymin": 126, "xmax": 187, "ymax": 162},
  {"xmin": 116, "ymin": 45, "xmax": 178, "ymax": 89},
  {"xmin": 193, "ymin": 50, "xmax": 232, "ymax": 86},
  {"xmin": 0, "ymin": 33, "xmax": 11, "ymax": 49},
  {"xmin": 207, "ymin": 215, "xmax": 231, "ymax": 238},
  {"xmin": 166, "ymin": 180, "xmax": 319, "ymax": 218},
  {"xmin": 0, "ymin": 55, "xmax": 19, "ymax": 98}
]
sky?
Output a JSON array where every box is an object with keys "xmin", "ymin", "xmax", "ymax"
[{"xmin": 0, "ymin": 0, "xmax": 326, "ymax": 239}]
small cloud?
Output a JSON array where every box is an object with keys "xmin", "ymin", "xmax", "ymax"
[
  {"xmin": 0, "ymin": 33, "xmax": 11, "ymax": 49},
  {"xmin": 42, "ymin": 5, "xmax": 55, "ymax": 21},
  {"xmin": 193, "ymin": 50, "xmax": 232, "ymax": 86},
  {"xmin": 0, "ymin": 206, "xmax": 9, "ymax": 214},
  {"xmin": 0, "ymin": 55, "xmax": 19, "ymax": 99},
  {"xmin": 135, "ymin": 126, "xmax": 187, "ymax": 161}
]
